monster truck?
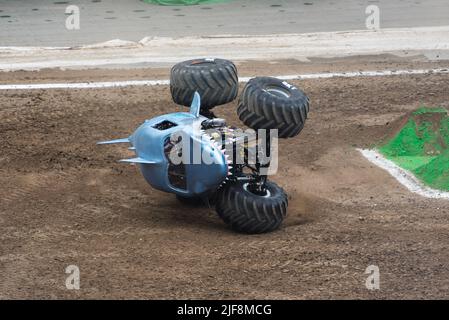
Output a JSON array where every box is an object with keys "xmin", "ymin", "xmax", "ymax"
[{"xmin": 99, "ymin": 58, "xmax": 309, "ymax": 234}]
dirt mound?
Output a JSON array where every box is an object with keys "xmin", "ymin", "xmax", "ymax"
[
  {"xmin": 379, "ymin": 107, "xmax": 449, "ymax": 190},
  {"xmin": 380, "ymin": 107, "xmax": 448, "ymax": 157},
  {"xmin": 415, "ymin": 148, "xmax": 449, "ymax": 190}
]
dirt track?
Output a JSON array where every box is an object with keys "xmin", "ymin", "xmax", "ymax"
[{"xmin": 1, "ymin": 58, "xmax": 449, "ymax": 299}]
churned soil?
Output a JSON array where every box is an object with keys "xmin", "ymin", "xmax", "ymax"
[{"xmin": 1, "ymin": 58, "xmax": 449, "ymax": 299}]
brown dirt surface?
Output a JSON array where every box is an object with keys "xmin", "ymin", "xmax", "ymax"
[
  {"xmin": 1, "ymin": 59, "xmax": 449, "ymax": 299},
  {"xmin": 0, "ymin": 54, "xmax": 448, "ymax": 84}
]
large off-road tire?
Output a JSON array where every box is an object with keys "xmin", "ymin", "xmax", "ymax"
[
  {"xmin": 215, "ymin": 180, "xmax": 288, "ymax": 234},
  {"xmin": 170, "ymin": 58, "xmax": 239, "ymax": 110},
  {"xmin": 237, "ymin": 77, "xmax": 309, "ymax": 138}
]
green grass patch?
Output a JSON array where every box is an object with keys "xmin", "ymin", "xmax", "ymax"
[{"xmin": 378, "ymin": 107, "xmax": 449, "ymax": 191}]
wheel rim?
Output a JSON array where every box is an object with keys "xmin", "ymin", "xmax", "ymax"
[{"xmin": 243, "ymin": 183, "xmax": 271, "ymax": 198}]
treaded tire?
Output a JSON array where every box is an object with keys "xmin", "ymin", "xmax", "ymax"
[
  {"xmin": 237, "ymin": 77, "xmax": 309, "ymax": 138},
  {"xmin": 170, "ymin": 58, "xmax": 239, "ymax": 110},
  {"xmin": 215, "ymin": 180, "xmax": 288, "ymax": 234}
]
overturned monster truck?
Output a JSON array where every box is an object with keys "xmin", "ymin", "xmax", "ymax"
[{"xmin": 99, "ymin": 58, "xmax": 309, "ymax": 233}]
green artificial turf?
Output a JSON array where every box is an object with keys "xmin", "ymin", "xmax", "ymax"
[
  {"xmin": 378, "ymin": 107, "xmax": 449, "ymax": 191},
  {"xmin": 143, "ymin": 0, "xmax": 231, "ymax": 5}
]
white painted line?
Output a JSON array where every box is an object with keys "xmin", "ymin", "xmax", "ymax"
[
  {"xmin": 1, "ymin": 68, "xmax": 448, "ymax": 90},
  {"xmin": 358, "ymin": 149, "xmax": 449, "ymax": 199},
  {"xmin": 0, "ymin": 79, "xmax": 170, "ymax": 90}
]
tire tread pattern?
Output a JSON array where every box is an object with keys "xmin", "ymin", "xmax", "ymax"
[
  {"xmin": 215, "ymin": 181, "xmax": 288, "ymax": 234},
  {"xmin": 237, "ymin": 77, "xmax": 309, "ymax": 138},
  {"xmin": 170, "ymin": 59, "xmax": 239, "ymax": 109}
]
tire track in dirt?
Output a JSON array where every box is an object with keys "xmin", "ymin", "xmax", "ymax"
[{"xmin": 1, "ymin": 170, "xmax": 73, "ymax": 206}]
